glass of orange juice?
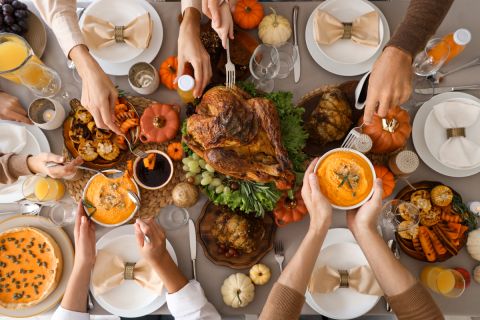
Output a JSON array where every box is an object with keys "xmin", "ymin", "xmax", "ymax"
[
  {"xmin": 22, "ymin": 175, "xmax": 65, "ymax": 203},
  {"xmin": 0, "ymin": 33, "xmax": 61, "ymax": 97},
  {"xmin": 421, "ymin": 265, "xmax": 465, "ymax": 298}
]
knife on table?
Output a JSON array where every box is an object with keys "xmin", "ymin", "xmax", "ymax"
[
  {"xmin": 292, "ymin": 6, "xmax": 300, "ymax": 83},
  {"xmin": 414, "ymin": 84, "xmax": 480, "ymax": 95},
  {"xmin": 188, "ymin": 219, "xmax": 197, "ymax": 280},
  {"xmin": 385, "ymin": 239, "xmax": 400, "ymax": 312}
]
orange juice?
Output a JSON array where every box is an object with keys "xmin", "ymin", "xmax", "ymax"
[
  {"xmin": 177, "ymin": 75, "xmax": 195, "ymax": 104},
  {"xmin": 420, "ymin": 266, "xmax": 443, "ymax": 292},
  {"xmin": 428, "ymin": 29, "xmax": 471, "ymax": 65},
  {"xmin": 437, "ymin": 270, "xmax": 456, "ymax": 294},
  {"xmin": 34, "ymin": 177, "xmax": 65, "ymax": 201},
  {"xmin": 420, "ymin": 265, "xmax": 465, "ymax": 298}
]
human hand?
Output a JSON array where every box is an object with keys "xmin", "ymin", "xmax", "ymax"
[
  {"xmin": 74, "ymin": 201, "xmax": 96, "ymax": 269},
  {"xmin": 364, "ymin": 46, "xmax": 413, "ymax": 124},
  {"xmin": 208, "ymin": 2, "xmax": 234, "ymax": 49},
  {"xmin": 135, "ymin": 218, "xmax": 169, "ymax": 266},
  {"xmin": 346, "ymin": 179, "xmax": 383, "ymax": 236},
  {"xmin": 27, "ymin": 153, "xmax": 83, "ymax": 179},
  {"xmin": 0, "ymin": 92, "xmax": 31, "ymax": 124},
  {"xmin": 203, "ymin": 0, "xmax": 236, "ymax": 27},
  {"xmin": 178, "ymin": 8, "xmax": 212, "ymax": 98},
  {"xmin": 70, "ymin": 45, "xmax": 120, "ymax": 134},
  {"xmin": 301, "ymin": 158, "xmax": 333, "ymax": 231}
]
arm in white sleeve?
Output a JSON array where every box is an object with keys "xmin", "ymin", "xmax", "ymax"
[
  {"xmin": 51, "ymin": 306, "xmax": 90, "ymax": 320},
  {"xmin": 181, "ymin": 0, "xmax": 202, "ymax": 15},
  {"xmin": 31, "ymin": 0, "xmax": 85, "ymax": 57},
  {"xmin": 166, "ymin": 280, "xmax": 221, "ymax": 320}
]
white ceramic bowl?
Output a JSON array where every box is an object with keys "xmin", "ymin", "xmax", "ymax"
[
  {"xmin": 133, "ymin": 150, "xmax": 174, "ymax": 190},
  {"xmin": 314, "ymin": 148, "xmax": 376, "ymax": 210},
  {"xmin": 82, "ymin": 169, "xmax": 141, "ymax": 227}
]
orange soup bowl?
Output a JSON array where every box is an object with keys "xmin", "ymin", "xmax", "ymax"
[
  {"xmin": 82, "ymin": 169, "xmax": 141, "ymax": 227},
  {"xmin": 314, "ymin": 148, "xmax": 376, "ymax": 210}
]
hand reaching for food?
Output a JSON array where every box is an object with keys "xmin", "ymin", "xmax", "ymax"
[
  {"xmin": 27, "ymin": 153, "xmax": 83, "ymax": 179},
  {"xmin": 74, "ymin": 201, "xmax": 96, "ymax": 269},
  {"xmin": 0, "ymin": 92, "xmax": 31, "ymax": 124},
  {"xmin": 364, "ymin": 46, "xmax": 413, "ymax": 124},
  {"xmin": 210, "ymin": 1, "xmax": 234, "ymax": 49},
  {"xmin": 346, "ymin": 178, "xmax": 383, "ymax": 235},
  {"xmin": 135, "ymin": 218, "xmax": 169, "ymax": 264}
]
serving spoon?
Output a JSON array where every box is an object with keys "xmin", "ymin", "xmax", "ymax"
[{"xmin": 45, "ymin": 162, "xmax": 124, "ymax": 179}]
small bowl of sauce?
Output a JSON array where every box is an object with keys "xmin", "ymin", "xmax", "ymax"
[{"xmin": 133, "ymin": 150, "xmax": 174, "ymax": 190}]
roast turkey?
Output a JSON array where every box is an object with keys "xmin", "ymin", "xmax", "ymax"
[{"xmin": 183, "ymin": 86, "xmax": 295, "ymax": 190}]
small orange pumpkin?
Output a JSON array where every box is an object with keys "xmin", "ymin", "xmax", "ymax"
[
  {"xmin": 233, "ymin": 0, "xmax": 264, "ymax": 30},
  {"xmin": 359, "ymin": 106, "xmax": 412, "ymax": 154},
  {"xmin": 273, "ymin": 189, "xmax": 308, "ymax": 227},
  {"xmin": 167, "ymin": 142, "xmax": 184, "ymax": 161},
  {"xmin": 159, "ymin": 56, "xmax": 193, "ymax": 90},
  {"xmin": 374, "ymin": 165, "xmax": 395, "ymax": 199},
  {"xmin": 140, "ymin": 103, "xmax": 180, "ymax": 144}
]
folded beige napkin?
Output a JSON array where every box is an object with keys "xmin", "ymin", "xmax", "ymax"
[
  {"xmin": 309, "ymin": 265, "xmax": 383, "ymax": 296},
  {"xmin": 82, "ymin": 13, "xmax": 153, "ymax": 50},
  {"xmin": 314, "ymin": 10, "xmax": 379, "ymax": 46},
  {"xmin": 0, "ymin": 125, "xmax": 27, "ymax": 154},
  {"xmin": 92, "ymin": 250, "xmax": 163, "ymax": 295},
  {"xmin": 433, "ymin": 100, "xmax": 480, "ymax": 168}
]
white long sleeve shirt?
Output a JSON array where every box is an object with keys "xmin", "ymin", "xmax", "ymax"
[{"xmin": 51, "ymin": 280, "xmax": 220, "ymax": 320}]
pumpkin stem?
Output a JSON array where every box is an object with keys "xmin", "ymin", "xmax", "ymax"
[
  {"xmin": 245, "ymin": 5, "xmax": 251, "ymax": 13},
  {"xmin": 269, "ymin": 7, "xmax": 278, "ymax": 27},
  {"xmin": 168, "ymin": 64, "xmax": 176, "ymax": 74},
  {"xmin": 382, "ymin": 118, "xmax": 399, "ymax": 133},
  {"xmin": 287, "ymin": 189, "xmax": 294, "ymax": 200},
  {"xmin": 153, "ymin": 116, "xmax": 166, "ymax": 128}
]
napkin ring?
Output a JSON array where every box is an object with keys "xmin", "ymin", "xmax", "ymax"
[
  {"xmin": 114, "ymin": 26, "xmax": 125, "ymax": 43},
  {"xmin": 447, "ymin": 127, "xmax": 466, "ymax": 138},
  {"xmin": 339, "ymin": 269, "xmax": 349, "ymax": 288},
  {"xmin": 341, "ymin": 23, "xmax": 353, "ymax": 39},
  {"xmin": 124, "ymin": 262, "xmax": 136, "ymax": 280}
]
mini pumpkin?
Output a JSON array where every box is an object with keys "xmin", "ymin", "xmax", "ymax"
[
  {"xmin": 258, "ymin": 8, "xmax": 292, "ymax": 46},
  {"xmin": 140, "ymin": 103, "xmax": 180, "ymax": 144},
  {"xmin": 221, "ymin": 273, "xmax": 255, "ymax": 308},
  {"xmin": 430, "ymin": 185, "xmax": 453, "ymax": 207},
  {"xmin": 373, "ymin": 165, "xmax": 395, "ymax": 199},
  {"xmin": 233, "ymin": 0, "xmax": 264, "ymax": 30},
  {"xmin": 159, "ymin": 56, "xmax": 193, "ymax": 90},
  {"xmin": 359, "ymin": 106, "xmax": 412, "ymax": 154},
  {"xmin": 273, "ymin": 189, "xmax": 308, "ymax": 227},
  {"xmin": 467, "ymin": 229, "xmax": 480, "ymax": 261},
  {"xmin": 249, "ymin": 264, "xmax": 271, "ymax": 285},
  {"xmin": 167, "ymin": 142, "xmax": 184, "ymax": 161}
]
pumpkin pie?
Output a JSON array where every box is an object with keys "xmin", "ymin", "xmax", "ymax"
[{"xmin": 0, "ymin": 227, "xmax": 63, "ymax": 310}]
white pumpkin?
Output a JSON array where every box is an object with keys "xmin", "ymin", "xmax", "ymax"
[
  {"xmin": 221, "ymin": 273, "xmax": 255, "ymax": 308},
  {"xmin": 258, "ymin": 8, "xmax": 292, "ymax": 46},
  {"xmin": 467, "ymin": 228, "xmax": 480, "ymax": 261},
  {"xmin": 249, "ymin": 263, "xmax": 271, "ymax": 285},
  {"xmin": 474, "ymin": 265, "xmax": 480, "ymax": 284}
]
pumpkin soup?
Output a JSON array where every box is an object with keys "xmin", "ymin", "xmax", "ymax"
[
  {"xmin": 84, "ymin": 173, "xmax": 138, "ymax": 225},
  {"xmin": 316, "ymin": 150, "xmax": 374, "ymax": 207}
]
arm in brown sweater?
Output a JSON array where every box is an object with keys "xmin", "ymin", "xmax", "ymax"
[
  {"xmin": 0, "ymin": 153, "xmax": 32, "ymax": 184},
  {"xmin": 387, "ymin": 0, "xmax": 454, "ymax": 57}
]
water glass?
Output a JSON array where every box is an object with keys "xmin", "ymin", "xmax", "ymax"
[
  {"xmin": 275, "ymin": 42, "xmax": 298, "ymax": 79},
  {"xmin": 42, "ymin": 202, "xmax": 77, "ymax": 227},
  {"xmin": 249, "ymin": 44, "xmax": 280, "ymax": 93},
  {"xmin": 381, "ymin": 199, "xmax": 420, "ymax": 233},
  {"xmin": 157, "ymin": 205, "xmax": 189, "ymax": 230},
  {"xmin": 413, "ymin": 38, "xmax": 450, "ymax": 77}
]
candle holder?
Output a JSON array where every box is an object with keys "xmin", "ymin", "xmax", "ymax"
[
  {"xmin": 28, "ymin": 97, "xmax": 66, "ymax": 130},
  {"xmin": 128, "ymin": 62, "xmax": 159, "ymax": 95}
]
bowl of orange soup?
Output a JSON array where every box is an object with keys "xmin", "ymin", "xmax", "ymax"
[
  {"xmin": 82, "ymin": 170, "xmax": 140, "ymax": 227},
  {"xmin": 314, "ymin": 148, "xmax": 375, "ymax": 210}
]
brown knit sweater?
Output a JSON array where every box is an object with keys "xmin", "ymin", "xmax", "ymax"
[
  {"xmin": 0, "ymin": 153, "xmax": 32, "ymax": 184},
  {"xmin": 386, "ymin": 0, "xmax": 454, "ymax": 57},
  {"xmin": 259, "ymin": 282, "xmax": 443, "ymax": 320}
]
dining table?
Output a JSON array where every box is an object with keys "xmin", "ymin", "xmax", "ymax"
[{"xmin": 1, "ymin": 0, "xmax": 480, "ymax": 318}]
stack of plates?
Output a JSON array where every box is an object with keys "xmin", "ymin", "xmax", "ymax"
[
  {"xmin": 79, "ymin": 0, "xmax": 163, "ymax": 76},
  {"xmin": 413, "ymin": 92, "xmax": 480, "ymax": 177},
  {"xmin": 305, "ymin": 0, "xmax": 390, "ymax": 76}
]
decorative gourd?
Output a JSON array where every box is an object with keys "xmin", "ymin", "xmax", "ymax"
[
  {"xmin": 430, "ymin": 185, "xmax": 453, "ymax": 207},
  {"xmin": 159, "ymin": 56, "xmax": 193, "ymax": 90},
  {"xmin": 221, "ymin": 273, "xmax": 255, "ymax": 308},
  {"xmin": 140, "ymin": 103, "xmax": 180, "ymax": 144},
  {"xmin": 373, "ymin": 165, "xmax": 395, "ymax": 199},
  {"xmin": 258, "ymin": 8, "xmax": 292, "ymax": 46},
  {"xmin": 273, "ymin": 189, "xmax": 308, "ymax": 227},
  {"xmin": 172, "ymin": 182, "xmax": 199, "ymax": 208},
  {"xmin": 233, "ymin": 0, "xmax": 264, "ymax": 30},
  {"xmin": 473, "ymin": 265, "xmax": 480, "ymax": 284},
  {"xmin": 467, "ymin": 228, "xmax": 480, "ymax": 261},
  {"xmin": 359, "ymin": 106, "xmax": 412, "ymax": 154},
  {"xmin": 249, "ymin": 264, "xmax": 271, "ymax": 285},
  {"xmin": 167, "ymin": 142, "xmax": 184, "ymax": 161}
]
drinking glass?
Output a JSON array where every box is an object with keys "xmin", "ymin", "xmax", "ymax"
[
  {"xmin": 0, "ymin": 33, "xmax": 61, "ymax": 97},
  {"xmin": 22, "ymin": 175, "xmax": 66, "ymax": 203},
  {"xmin": 275, "ymin": 42, "xmax": 298, "ymax": 79},
  {"xmin": 421, "ymin": 266, "xmax": 465, "ymax": 298},
  {"xmin": 42, "ymin": 202, "xmax": 77, "ymax": 227},
  {"xmin": 381, "ymin": 199, "xmax": 420, "ymax": 233},
  {"xmin": 157, "ymin": 205, "xmax": 189, "ymax": 230},
  {"xmin": 413, "ymin": 38, "xmax": 450, "ymax": 77},
  {"xmin": 249, "ymin": 44, "xmax": 280, "ymax": 93}
]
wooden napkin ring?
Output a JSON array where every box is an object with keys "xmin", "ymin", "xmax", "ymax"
[
  {"xmin": 114, "ymin": 26, "xmax": 125, "ymax": 43},
  {"xmin": 339, "ymin": 269, "xmax": 349, "ymax": 288},
  {"xmin": 124, "ymin": 262, "xmax": 136, "ymax": 280},
  {"xmin": 342, "ymin": 23, "xmax": 353, "ymax": 39},
  {"xmin": 447, "ymin": 127, "xmax": 466, "ymax": 138}
]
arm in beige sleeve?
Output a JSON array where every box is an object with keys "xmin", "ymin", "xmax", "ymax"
[
  {"xmin": 0, "ymin": 153, "xmax": 32, "ymax": 184},
  {"xmin": 31, "ymin": 0, "xmax": 85, "ymax": 57},
  {"xmin": 181, "ymin": 0, "xmax": 202, "ymax": 15}
]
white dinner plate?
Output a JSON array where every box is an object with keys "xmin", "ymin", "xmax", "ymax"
[
  {"xmin": 315, "ymin": 0, "xmax": 384, "ymax": 65},
  {"xmin": 424, "ymin": 98, "xmax": 480, "ymax": 170},
  {"xmin": 0, "ymin": 215, "xmax": 74, "ymax": 318},
  {"xmin": 79, "ymin": 0, "xmax": 147, "ymax": 63},
  {"xmin": 305, "ymin": 0, "xmax": 390, "ymax": 76},
  {"xmin": 305, "ymin": 242, "xmax": 380, "ymax": 319},
  {"xmin": 91, "ymin": 224, "xmax": 177, "ymax": 318},
  {"xmin": 0, "ymin": 122, "xmax": 50, "ymax": 203},
  {"xmin": 84, "ymin": 0, "xmax": 163, "ymax": 76},
  {"xmin": 413, "ymin": 92, "xmax": 480, "ymax": 177}
]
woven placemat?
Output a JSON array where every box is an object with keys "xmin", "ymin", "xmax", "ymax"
[{"xmin": 63, "ymin": 96, "xmax": 186, "ymax": 219}]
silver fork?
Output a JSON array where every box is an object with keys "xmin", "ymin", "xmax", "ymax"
[
  {"xmin": 122, "ymin": 134, "xmax": 148, "ymax": 159},
  {"xmin": 341, "ymin": 123, "xmax": 372, "ymax": 153},
  {"xmin": 274, "ymin": 241, "xmax": 285, "ymax": 272},
  {"xmin": 225, "ymin": 40, "xmax": 236, "ymax": 89}
]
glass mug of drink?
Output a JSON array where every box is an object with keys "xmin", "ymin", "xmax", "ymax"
[
  {"xmin": 420, "ymin": 266, "xmax": 466, "ymax": 298},
  {"xmin": 22, "ymin": 175, "xmax": 66, "ymax": 203},
  {"xmin": 0, "ymin": 33, "xmax": 61, "ymax": 97}
]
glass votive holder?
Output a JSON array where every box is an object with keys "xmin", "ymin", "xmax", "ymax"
[
  {"xmin": 28, "ymin": 97, "xmax": 66, "ymax": 130},
  {"xmin": 128, "ymin": 62, "xmax": 160, "ymax": 95}
]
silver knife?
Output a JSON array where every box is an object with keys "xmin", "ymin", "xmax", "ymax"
[
  {"xmin": 292, "ymin": 6, "xmax": 300, "ymax": 83},
  {"xmin": 415, "ymin": 84, "xmax": 480, "ymax": 95},
  {"xmin": 385, "ymin": 239, "xmax": 400, "ymax": 312},
  {"xmin": 188, "ymin": 219, "xmax": 197, "ymax": 280}
]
